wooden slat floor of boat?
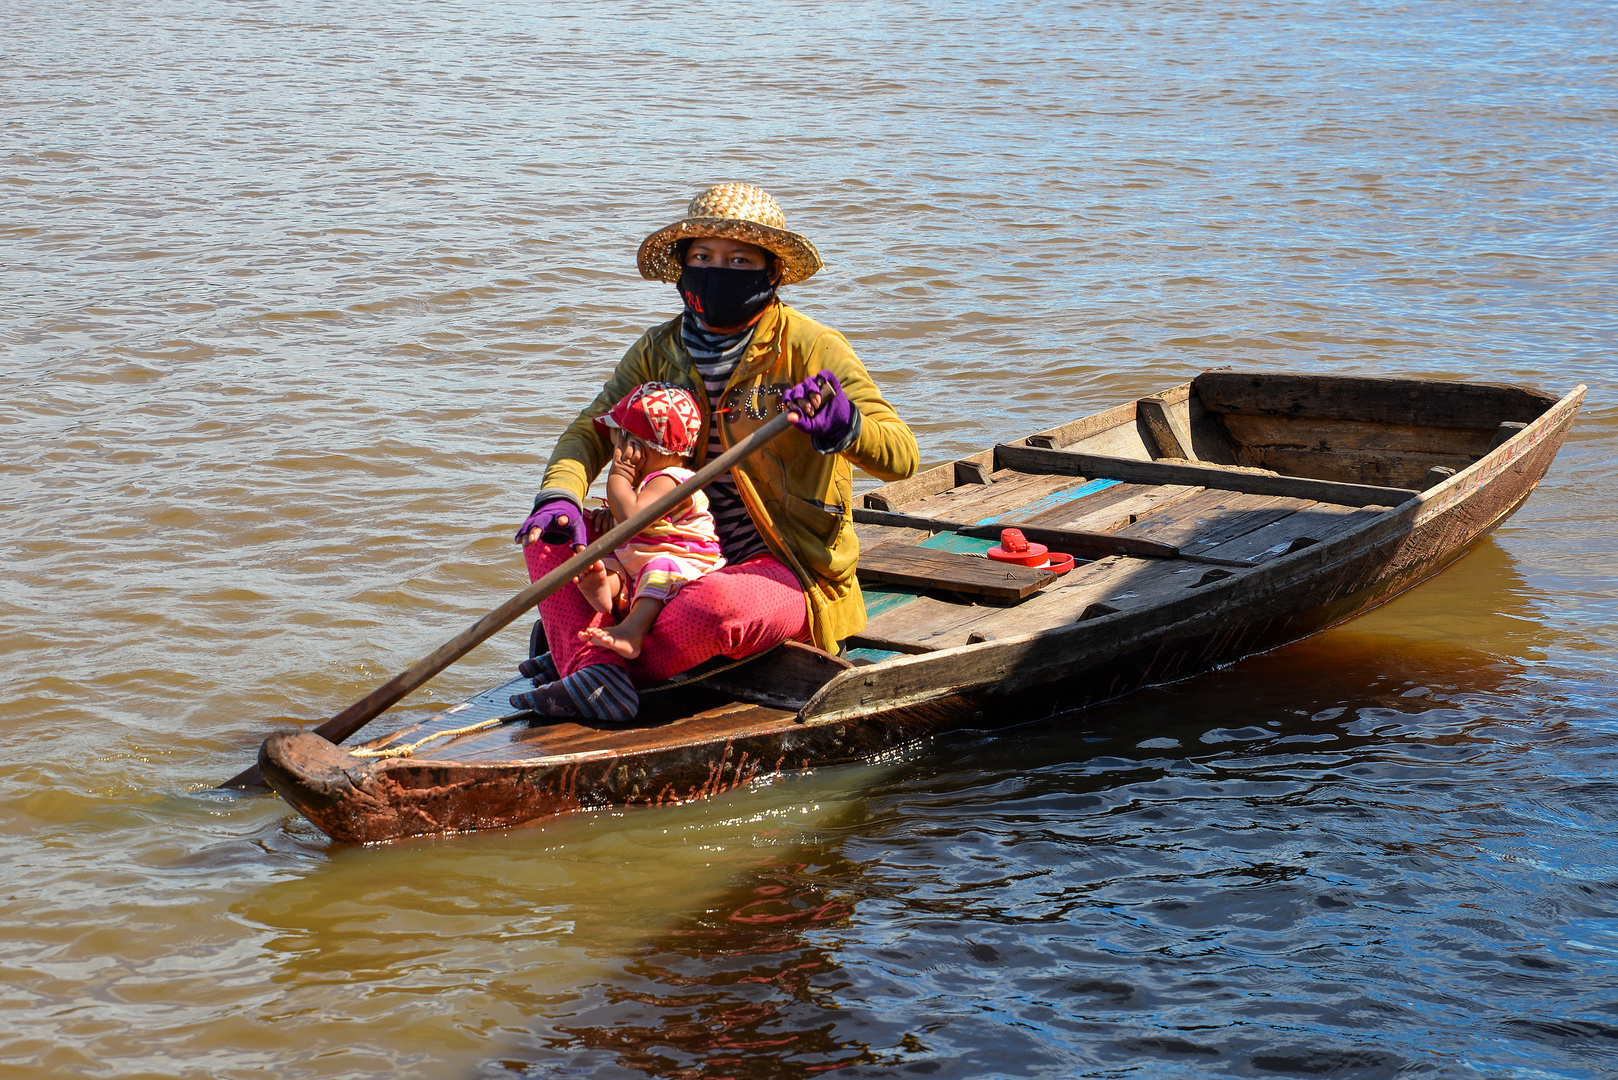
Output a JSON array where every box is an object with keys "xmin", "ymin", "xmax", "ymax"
[
  {"xmin": 994, "ymin": 444, "xmax": 1418, "ymax": 507},
  {"xmin": 950, "ymin": 557, "xmax": 1226, "ymax": 645},
  {"xmin": 350, "ymin": 684, "xmax": 801, "ymax": 768},
  {"xmin": 893, "ymin": 467, "xmax": 1208, "ymax": 540},
  {"xmin": 1111, "ymin": 490, "xmax": 1313, "ymax": 551},
  {"xmin": 1194, "ymin": 502, "xmax": 1392, "ymax": 564},
  {"xmin": 849, "ymin": 556, "xmax": 1189, "ymax": 653},
  {"xmin": 851, "ymin": 520, "xmax": 932, "ymax": 549},
  {"xmin": 847, "ymin": 591, "xmax": 1002, "ymax": 652},
  {"xmin": 442, "ymin": 700, "xmax": 800, "ymax": 765},
  {"xmin": 847, "ymin": 479, "xmax": 1349, "ymax": 651},
  {"xmin": 1022, "ymin": 482, "xmax": 1205, "ymax": 533},
  {"xmin": 850, "ymin": 496, "xmax": 1396, "ymax": 653},
  {"xmin": 894, "ymin": 470, "xmax": 1101, "ymax": 524}
]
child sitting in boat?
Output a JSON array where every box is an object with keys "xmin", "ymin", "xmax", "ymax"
[{"xmin": 572, "ymin": 382, "xmax": 725, "ymax": 659}]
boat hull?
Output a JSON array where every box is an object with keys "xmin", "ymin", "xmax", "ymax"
[{"xmin": 258, "ymin": 376, "xmax": 1582, "ymax": 843}]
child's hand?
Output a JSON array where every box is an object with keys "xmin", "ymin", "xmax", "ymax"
[{"xmin": 610, "ymin": 437, "xmax": 644, "ymax": 481}]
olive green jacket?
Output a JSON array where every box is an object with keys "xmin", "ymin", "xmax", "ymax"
[{"xmin": 537, "ymin": 302, "xmax": 919, "ymax": 650}]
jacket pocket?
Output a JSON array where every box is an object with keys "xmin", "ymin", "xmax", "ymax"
[{"xmin": 782, "ymin": 491, "xmax": 846, "ymax": 549}]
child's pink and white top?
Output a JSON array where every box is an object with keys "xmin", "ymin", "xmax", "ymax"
[{"xmin": 606, "ymin": 467, "xmax": 726, "ymax": 604}]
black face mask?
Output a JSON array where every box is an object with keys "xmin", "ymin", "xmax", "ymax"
[{"xmin": 677, "ymin": 266, "xmax": 776, "ymax": 330}]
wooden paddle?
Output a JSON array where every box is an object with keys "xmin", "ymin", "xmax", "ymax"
[{"xmin": 220, "ymin": 408, "xmax": 800, "ymax": 792}]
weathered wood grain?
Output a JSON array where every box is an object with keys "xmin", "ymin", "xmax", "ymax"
[
  {"xmin": 1137, "ymin": 396, "xmax": 1189, "ymax": 459},
  {"xmin": 857, "ymin": 544, "xmax": 1057, "ymax": 602},
  {"xmin": 1195, "ymin": 371, "xmax": 1555, "ymax": 429},
  {"xmin": 891, "ymin": 471, "xmax": 1098, "ymax": 525},
  {"xmin": 1026, "ymin": 482, "xmax": 1205, "ymax": 534},
  {"xmin": 1196, "ymin": 503, "xmax": 1392, "ymax": 565},
  {"xmin": 695, "ymin": 641, "xmax": 852, "ymax": 709},
  {"xmin": 847, "ymin": 592, "xmax": 994, "ymax": 653},
  {"xmin": 851, "ymin": 508, "xmax": 1185, "ymax": 561},
  {"xmin": 1185, "ymin": 393, "xmax": 1243, "ymax": 465},
  {"xmin": 955, "ymin": 459, "xmax": 994, "ymax": 485},
  {"xmin": 1236, "ymin": 445, "xmax": 1474, "ymax": 490},
  {"xmin": 862, "ymin": 457, "xmax": 960, "ymax": 511},
  {"xmin": 1008, "ymin": 478, "xmax": 1149, "ymax": 525},
  {"xmin": 1113, "ymin": 489, "xmax": 1313, "ymax": 551},
  {"xmin": 875, "ymin": 556, "xmax": 1200, "ymax": 653},
  {"xmin": 1219, "ymin": 413, "xmax": 1497, "ymax": 456},
  {"xmin": 1022, "ymin": 397, "xmax": 1141, "ymax": 452},
  {"xmin": 994, "ymin": 443, "xmax": 1419, "ymax": 507},
  {"xmin": 852, "ymin": 520, "xmax": 933, "ymax": 548}
]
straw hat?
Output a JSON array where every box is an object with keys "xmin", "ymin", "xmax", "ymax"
[{"xmin": 637, "ymin": 183, "xmax": 823, "ymax": 286}]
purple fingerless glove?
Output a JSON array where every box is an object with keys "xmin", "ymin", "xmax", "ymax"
[
  {"xmin": 783, "ymin": 370, "xmax": 860, "ymax": 452},
  {"xmin": 515, "ymin": 496, "xmax": 586, "ymax": 546}
]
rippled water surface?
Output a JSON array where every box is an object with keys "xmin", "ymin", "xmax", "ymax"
[{"xmin": 4, "ymin": 0, "xmax": 1616, "ymax": 1076}]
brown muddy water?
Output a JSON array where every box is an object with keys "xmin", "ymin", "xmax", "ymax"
[{"xmin": 3, "ymin": 1, "xmax": 1616, "ymax": 1077}]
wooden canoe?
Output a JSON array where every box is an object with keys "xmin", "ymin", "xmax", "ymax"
[{"xmin": 259, "ymin": 371, "xmax": 1584, "ymax": 843}]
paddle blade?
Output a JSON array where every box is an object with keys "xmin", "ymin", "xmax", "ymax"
[{"xmin": 217, "ymin": 762, "xmax": 269, "ymax": 793}]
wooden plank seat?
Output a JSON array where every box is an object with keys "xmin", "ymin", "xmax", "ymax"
[{"xmin": 856, "ymin": 544, "xmax": 1058, "ymax": 603}]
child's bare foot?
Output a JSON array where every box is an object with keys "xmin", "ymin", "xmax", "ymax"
[
  {"xmin": 578, "ymin": 624, "xmax": 646, "ymax": 659},
  {"xmin": 576, "ymin": 561, "xmax": 619, "ymax": 615}
]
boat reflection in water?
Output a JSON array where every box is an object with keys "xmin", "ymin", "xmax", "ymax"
[
  {"xmin": 498, "ymin": 540, "xmax": 1562, "ymax": 1078},
  {"xmin": 541, "ymin": 845, "xmax": 880, "ymax": 1077}
]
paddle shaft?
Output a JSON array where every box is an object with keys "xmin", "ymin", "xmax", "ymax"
[{"xmin": 220, "ymin": 408, "xmax": 799, "ymax": 791}]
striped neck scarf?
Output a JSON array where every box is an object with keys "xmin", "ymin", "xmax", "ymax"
[
  {"xmin": 679, "ymin": 317, "xmax": 773, "ymax": 564},
  {"xmin": 681, "ymin": 318, "xmax": 755, "ymax": 370}
]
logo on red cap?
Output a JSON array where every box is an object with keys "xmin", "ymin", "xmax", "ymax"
[{"xmin": 595, "ymin": 383, "xmax": 703, "ymax": 456}]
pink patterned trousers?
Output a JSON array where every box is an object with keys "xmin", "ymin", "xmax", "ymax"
[{"xmin": 523, "ymin": 540, "xmax": 810, "ymax": 685}]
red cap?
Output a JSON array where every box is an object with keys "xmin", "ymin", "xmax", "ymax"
[{"xmin": 594, "ymin": 382, "xmax": 703, "ymax": 456}]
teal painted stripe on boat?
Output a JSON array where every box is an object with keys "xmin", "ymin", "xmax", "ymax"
[
  {"xmin": 975, "ymin": 476, "xmax": 1121, "ymax": 525},
  {"xmin": 861, "ymin": 533, "xmax": 990, "ymax": 622},
  {"xmin": 863, "ymin": 588, "xmax": 921, "ymax": 618},
  {"xmin": 844, "ymin": 647, "xmax": 905, "ymax": 664},
  {"xmin": 917, "ymin": 532, "xmax": 994, "ymax": 556}
]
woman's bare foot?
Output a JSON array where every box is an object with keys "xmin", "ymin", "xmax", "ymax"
[
  {"xmin": 578, "ymin": 624, "xmax": 646, "ymax": 659},
  {"xmin": 576, "ymin": 561, "xmax": 620, "ymax": 615}
]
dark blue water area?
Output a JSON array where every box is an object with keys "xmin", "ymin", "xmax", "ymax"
[{"xmin": 487, "ymin": 570, "xmax": 1618, "ymax": 1078}]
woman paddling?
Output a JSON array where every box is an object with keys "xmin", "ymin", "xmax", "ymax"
[{"xmin": 513, "ymin": 183, "xmax": 919, "ymax": 723}]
